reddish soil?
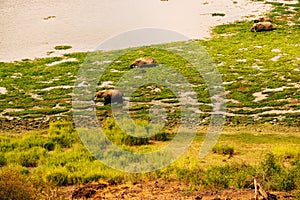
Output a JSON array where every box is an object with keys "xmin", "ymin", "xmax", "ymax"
[{"xmin": 66, "ymin": 180, "xmax": 296, "ymax": 200}]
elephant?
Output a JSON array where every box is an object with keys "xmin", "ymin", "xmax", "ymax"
[
  {"xmin": 130, "ymin": 57, "xmax": 157, "ymax": 68},
  {"xmin": 95, "ymin": 89, "xmax": 123, "ymax": 105},
  {"xmin": 250, "ymin": 22, "xmax": 274, "ymax": 32}
]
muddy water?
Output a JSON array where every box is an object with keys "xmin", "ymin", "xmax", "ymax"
[{"xmin": 0, "ymin": 0, "xmax": 272, "ymax": 62}]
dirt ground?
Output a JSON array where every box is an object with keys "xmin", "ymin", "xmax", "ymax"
[{"xmin": 65, "ymin": 180, "xmax": 296, "ymax": 200}]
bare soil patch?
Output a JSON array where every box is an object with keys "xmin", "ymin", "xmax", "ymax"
[{"xmin": 67, "ymin": 180, "xmax": 295, "ymax": 200}]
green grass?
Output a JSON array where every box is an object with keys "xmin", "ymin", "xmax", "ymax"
[
  {"xmin": 43, "ymin": 15, "xmax": 56, "ymax": 20},
  {"xmin": 0, "ymin": 122, "xmax": 299, "ymax": 193},
  {"xmin": 212, "ymin": 13, "xmax": 226, "ymax": 17},
  {"xmin": 54, "ymin": 45, "xmax": 72, "ymax": 50},
  {"xmin": 212, "ymin": 144, "xmax": 234, "ymax": 156}
]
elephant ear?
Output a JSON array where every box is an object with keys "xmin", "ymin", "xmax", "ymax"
[
  {"xmin": 101, "ymin": 91, "xmax": 109, "ymax": 98},
  {"xmin": 134, "ymin": 60, "xmax": 142, "ymax": 66},
  {"xmin": 95, "ymin": 91, "xmax": 104, "ymax": 98}
]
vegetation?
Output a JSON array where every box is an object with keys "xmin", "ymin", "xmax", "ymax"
[
  {"xmin": 0, "ymin": 123, "xmax": 299, "ymax": 195},
  {"xmin": 0, "ymin": 0, "xmax": 299, "ymax": 198},
  {"xmin": 43, "ymin": 16, "xmax": 56, "ymax": 20},
  {"xmin": 212, "ymin": 144, "xmax": 234, "ymax": 156},
  {"xmin": 54, "ymin": 45, "xmax": 72, "ymax": 50},
  {"xmin": 0, "ymin": 168, "xmax": 39, "ymax": 200},
  {"xmin": 212, "ymin": 13, "xmax": 226, "ymax": 17},
  {"xmin": 1, "ymin": 1, "xmax": 299, "ymax": 129}
]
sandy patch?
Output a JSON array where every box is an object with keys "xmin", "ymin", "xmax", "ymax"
[
  {"xmin": 253, "ymin": 92, "xmax": 268, "ymax": 102},
  {"xmin": 98, "ymin": 81, "xmax": 114, "ymax": 88},
  {"xmin": 40, "ymin": 85, "xmax": 74, "ymax": 91},
  {"xmin": 271, "ymin": 54, "xmax": 283, "ymax": 62},
  {"xmin": 0, "ymin": 108, "xmax": 24, "ymax": 119},
  {"xmin": 253, "ymin": 85, "xmax": 298, "ymax": 102},
  {"xmin": 46, "ymin": 58, "xmax": 78, "ymax": 66},
  {"xmin": 260, "ymin": 109, "xmax": 300, "ymax": 115},
  {"xmin": 0, "ymin": 0, "xmax": 272, "ymax": 62},
  {"xmin": 0, "ymin": 87, "xmax": 7, "ymax": 94},
  {"xmin": 27, "ymin": 92, "xmax": 43, "ymax": 101}
]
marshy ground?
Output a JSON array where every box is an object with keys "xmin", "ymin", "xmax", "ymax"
[{"xmin": 0, "ymin": 0, "xmax": 299, "ymax": 199}]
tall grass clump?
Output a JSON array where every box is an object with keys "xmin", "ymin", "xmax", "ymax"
[
  {"xmin": 0, "ymin": 153, "xmax": 7, "ymax": 166},
  {"xmin": 45, "ymin": 167, "xmax": 69, "ymax": 186},
  {"xmin": 103, "ymin": 118, "xmax": 150, "ymax": 146},
  {"xmin": 17, "ymin": 147, "xmax": 47, "ymax": 167},
  {"xmin": 212, "ymin": 144, "xmax": 234, "ymax": 156},
  {"xmin": 48, "ymin": 121, "xmax": 79, "ymax": 148}
]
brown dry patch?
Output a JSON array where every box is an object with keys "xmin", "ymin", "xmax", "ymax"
[{"xmin": 67, "ymin": 180, "xmax": 295, "ymax": 200}]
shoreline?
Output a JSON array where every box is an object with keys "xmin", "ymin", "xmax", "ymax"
[{"xmin": 0, "ymin": 0, "xmax": 276, "ymax": 62}]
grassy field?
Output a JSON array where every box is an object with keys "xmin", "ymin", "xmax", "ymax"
[
  {"xmin": 0, "ymin": 123, "xmax": 299, "ymax": 199},
  {"xmin": 0, "ymin": 0, "xmax": 299, "ymax": 199}
]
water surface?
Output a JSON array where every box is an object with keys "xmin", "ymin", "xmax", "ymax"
[{"xmin": 0, "ymin": 0, "xmax": 272, "ymax": 61}]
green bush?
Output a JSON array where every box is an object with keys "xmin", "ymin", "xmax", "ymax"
[
  {"xmin": 54, "ymin": 45, "xmax": 72, "ymax": 50},
  {"xmin": 205, "ymin": 164, "xmax": 255, "ymax": 189},
  {"xmin": 0, "ymin": 136, "xmax": 16, "ymax": 152},
  {"xmin": 18, "ymin": 147, "xmax": 46, "ymax": 167},
  {"xmin": 103, "ymin": 118, "xmax": 149, "ymax": 146},
  {"xmin": 212, "ymin": 144, "xmax": 234, "ymax": 156},
  {"xmin": 259, "ymin": 153, "xmax": 300, "ymax": 191},
  {"xmin": 19, "ymin": 153, "xmax": 39, "ymax": 167},
  {"xmin": 18, "ymin": 134, "xmax": 45, "ymax": 150},
  {"xmin": 48, "ymin": 121, "xmax": 74, "ymax": 136},
  {"xmin": 121, "ymin": 135, "xmax": 149, "ymax": 146},
  {"xmin": 0, "ymin": 153, "xmax": 7, "ymax": 166},
  {"xmin": 46, "ymin": 168, "xmax": 69, "ymax": 186},
  {"xmin": 43, "ymin": 140, "xmax": 55, "ymax": 151},
  {"xmin": 49, "ymin": 121, "xmax": 78, "ymax": 148}
]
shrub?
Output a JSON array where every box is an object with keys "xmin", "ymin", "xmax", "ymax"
[
  {"xmin": 0, "ymin": 136, "xmax": 16, "ymax": 152},
  {"xmin": 205, "ymin": 165, "xmax": 231, "ymax": 189},
  {"xmin": 212, "ymin": 144, "xmax": 234, "ymax": 156},
  {"xmin": 0, "ymin": 153, "xmax": 6, "ymax": 166},
  {"xmin": 19, "ymin": 153, "xmax": 39, "ymax": 167},
  {"xmin": 212, "ymin": 13, "xmax": 226, "ymax": 17},
  {"xmin": 121, "ymin": 135, "xmax": 149, "ymax": 146},
  {"xmin": 49, "ymin": 121, "xmax": 78, "ymax": 148},
  {"xmin": 103, "ymin": 118, "xmax": 149, "ymax": 146},
  {"xmin": 54, "ymin": 45, "xmax": 72, "ymax": 50},
  {"xmin": 46, "ymin": 168, "xmax": 69, "ymax": 186},
  {"xmin": 259, "ymin": 153, "xmax": 300, "ymax": 191},
  {"xmin": 205, "ymin": 163, "xmax": 255, "ymax": 189},
  {"xmin": 49, "ymin": 121, "xmax": 74, "ymax": 136},
  {"xmin": 0, "ymin": 168, "xmax": 36, "ymax": 200},
  {"xmin": 43, "ymin": 140, "xmax": 55, "ymax": 151},
  {"xmin": 18, "ymin": 147, "xmax": 46, "ymax": 168},
  {"xmin": 18, "ymin": 134, "xmax": 45, "ymax": 150}
]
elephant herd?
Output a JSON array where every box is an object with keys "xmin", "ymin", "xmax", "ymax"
[
  {"xmin": 94, "ymin": 57, "xmax": 156, "ymax": 105},
  {"xmin": 95, "ymin": 16, "xmax": 275, "ymax": 105}
]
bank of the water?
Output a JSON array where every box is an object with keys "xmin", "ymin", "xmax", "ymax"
[{"xmin": 0, "ymin": 0, "xmax": 274, "ymax": 62}]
